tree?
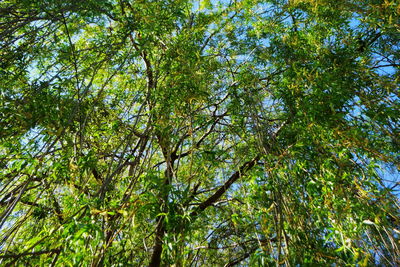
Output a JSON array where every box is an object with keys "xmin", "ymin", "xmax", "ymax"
[{"xmin": 0, "ymin": 0, "xmax": 399, "ymax": 265}]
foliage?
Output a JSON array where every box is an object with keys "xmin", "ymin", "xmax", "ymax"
[{"xmin": 0, "ymin": 0, "xmax": 399, "ymax": 266}]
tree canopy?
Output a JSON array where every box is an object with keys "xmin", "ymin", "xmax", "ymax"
[{"xmin": 0, "ymin": 0, "xmax": 399, "ymax": 266}]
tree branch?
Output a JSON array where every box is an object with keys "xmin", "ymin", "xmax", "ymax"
[{"xmin": 191, "ymin": 155, "xmax": 260, "ymax": 218}]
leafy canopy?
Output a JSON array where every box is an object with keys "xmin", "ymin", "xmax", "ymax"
[{"xmin": 0, "ymin": 0, "xmax": 399, "ymax": 266}]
